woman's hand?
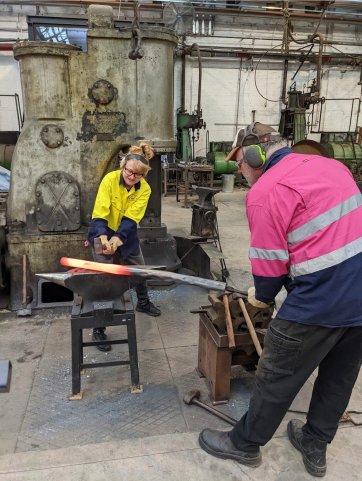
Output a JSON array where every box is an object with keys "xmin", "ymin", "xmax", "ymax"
[
  {"xmin": 98, "ymin": 235, "xmax": 113, "ymax": 255},
  {"xmin": 109, "ymin": 236, "xmax": 123, "ymax": 254}
]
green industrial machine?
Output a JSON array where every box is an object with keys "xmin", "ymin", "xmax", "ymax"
[
  {"xmin": 321, "ymin": 132, "xmax": 362, "ymax": 180},
  {"xmin": 279, "ymin": 82, "xmax": 324, "ymax": 144},
  {"xmin": 176, "ymin": 109, "xmax": 206, "ymax": 162},
  {"xmin": 206, "ymin": 141, "xmax": 238, "ymax": 176}
]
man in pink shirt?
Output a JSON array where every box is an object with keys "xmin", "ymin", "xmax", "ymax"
[{"xmin": 198, "ymin": 122, "xmax": 362, "ymax": 477}]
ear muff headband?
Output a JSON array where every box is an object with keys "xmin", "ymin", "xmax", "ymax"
[{"xmin": 124, "ymin": 153, "xmax": 148, "ymax": 164}]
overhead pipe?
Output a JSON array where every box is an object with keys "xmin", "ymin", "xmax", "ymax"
[
  {"xmin": 181, "ymin": 53, "xmax": 186, "ymax": 112},
  {"xmin": 0, "ymin": 44, "xmax": 15, "ymax": 50},
  {"xmin": 185, "ymin": 43, "xmax": 202, "ymax": 117},
  {"xmin": 313, "ymin": 33, "xmax": 324, "ymax": 98},
  {"xmin": 185, "ymin": 45, "xmax": 359, "ymax": 65},
  {"xmin": 2, "ymin": 1, "xmax": 362, "ymax": 24}
]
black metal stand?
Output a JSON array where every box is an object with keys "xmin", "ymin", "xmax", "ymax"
[
  {"xmin": 70, "ymin": 294, "xmax": 141, "ymax": 397},
  {"xmin": 191, "ymin": 186, "xmax": 229, "ymax": 280}
]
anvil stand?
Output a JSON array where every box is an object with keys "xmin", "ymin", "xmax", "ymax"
[
  {"xmin": 70, "ymin": 293, "xmax": 142, "ymax": 400},
  {"xmin": 37, "ymin": 269, "xmax": 143, "ymax": 400}
]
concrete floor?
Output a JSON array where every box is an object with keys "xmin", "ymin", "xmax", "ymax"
[{"xmin": 0, "ymin": 187, "xmax": 361, "ymax": 480}]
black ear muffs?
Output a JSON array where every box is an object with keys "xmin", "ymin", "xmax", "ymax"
[{"xmin": 244, "ymin": 144, "xmax": 266, "ymax": 169}]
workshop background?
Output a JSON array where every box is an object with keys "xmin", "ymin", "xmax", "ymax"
[
  {"xmin": 0, "ymin": 2, "xmax": 361, "ymax": 481},
  {"xmin": 1, "ymin": 2, "xmax": 362, "ymax": 144}
]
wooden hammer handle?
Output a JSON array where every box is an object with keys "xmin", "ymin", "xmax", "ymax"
[
  {"xmin": 238, "ymin": 297, "xmax": 263, "ymax": 357},
  {"xmin": 222, "ymin": 294, "xmax": 236, "ymax": 348}
]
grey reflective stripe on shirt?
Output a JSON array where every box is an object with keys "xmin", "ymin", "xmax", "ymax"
[
  {"xmin": 287, "ymin": 193, "xmax": 362, "ymax": 246},
  {"xmin": 290, "ymin": 236, "xmax": 362, "ymax": 277},
  {"xmin": 249, "ymin": 247, "xmax": 289, "ymax": 261}
]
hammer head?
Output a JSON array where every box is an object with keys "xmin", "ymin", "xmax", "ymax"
[
  {"xmin": 93, "ymin": 237, "xmax": 104, "ymax": 255},
  {"xmin": 183, "ymin": 389, "xmax": 201, "ymax": 405}
]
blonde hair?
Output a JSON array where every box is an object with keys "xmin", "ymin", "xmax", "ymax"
[{"xmin": 119, "ymin": 142, "xmax": 154, "ymax": 176}]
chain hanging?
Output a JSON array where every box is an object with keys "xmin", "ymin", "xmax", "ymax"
[{"xmin": 129, "ymin": 1, "xmax": 144, "ymax": 60}]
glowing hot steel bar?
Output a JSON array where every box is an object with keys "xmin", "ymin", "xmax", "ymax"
[{"xmin": 60, "ymin": 257, "xmax": 226, "ymax": 292}]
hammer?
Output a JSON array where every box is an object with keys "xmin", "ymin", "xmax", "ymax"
[
  {"xmin": 183, "ymin": 390, "xmax": 237, "ymax": 426},
  {"xmin": 93, "ymin": 237, "xmax": 106, "ymax": 255}
]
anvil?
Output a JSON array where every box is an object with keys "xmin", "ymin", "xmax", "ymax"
[{"xmin": 38, "ymin": 268, "xmax": 133, "ymax": 303}]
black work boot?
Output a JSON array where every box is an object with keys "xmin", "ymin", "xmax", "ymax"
[
  {"xmin": 199, "ymin": 429, "xmax": 262, "ymax": 467},
  {"xmin": 136, "ymin": 301, "xmax": 161, "ymax": 317},
  {"xmin": 287, "ymin": 419, "xmax": 327, "ymax": 477},
  {"xmin": 92, "ymin": 329, "xmax": 111, "ymax": 352}
]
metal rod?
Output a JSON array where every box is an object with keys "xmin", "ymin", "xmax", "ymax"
[
  {"xmin": 60, "ymin": 257, "xmax": 227, "ymax": 292},
  {"xmin": 193, "ymin": 398, "xmax": 237, "ymax": 426}
]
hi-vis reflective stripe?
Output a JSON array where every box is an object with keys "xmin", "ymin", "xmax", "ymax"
[
  {"xmin": 249, "ymin": 247, "xmax": 289, "ymax": 261},
  {"xmin": 290, "ymin": 236, "xmax": 362, "ymax": 277},
  {"xmin": 287, "ymin": 193, "xmax": 362, "ymax": 246}
]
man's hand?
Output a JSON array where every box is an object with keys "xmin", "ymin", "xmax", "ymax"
[
  {"xmin": 98, "ymin": 235, "xmax": 113, "ymax": 255},
  {"xmin": 109, "ymin": 236, "xmax": 123, "ymax": 254},
  {"xmin": 247, "ymin": 286, "xmax": 271, "ymax": 309}
]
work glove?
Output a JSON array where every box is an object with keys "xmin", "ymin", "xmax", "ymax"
[
  {"xmin": 109, "ymin": 236, "xmax": 123, "ymax": 254},
  {"xmin": 98, "ymin": 235, "xmax": 113, "ymax": 255},
  {"xmin": 247, "ymin": 286, "xmax": 271, "ymax": 309}
]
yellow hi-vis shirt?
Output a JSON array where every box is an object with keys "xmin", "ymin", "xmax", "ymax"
[{"xmin": 91, "ymin": 169, "xmax": 151, "ymax": 231}]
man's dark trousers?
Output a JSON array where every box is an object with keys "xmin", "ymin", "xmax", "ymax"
[{"xmin": 229, "ymin": 317, "xmax": 362, "ymax": 451}]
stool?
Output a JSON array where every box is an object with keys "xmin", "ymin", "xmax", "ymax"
[
  {"xmin": 70, "ymin": 294, "xmax": 141, "ymax": 398},
  {"xmin": 162, "ymin": 162, "xmax": 178, "ymax": 197}
]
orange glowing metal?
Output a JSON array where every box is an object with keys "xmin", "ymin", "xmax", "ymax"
[
  {"xmin": 60, "ymin": 257, "xmax": 131, "ymax": 276},
  {"xmin": 60, "ymin": 257, "xmax": 227, "ymax": 291}
]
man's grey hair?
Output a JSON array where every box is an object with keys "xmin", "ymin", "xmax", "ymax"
[{"xmin": 265, "ymin": 139, "xmax": 288, "ymax": 159}]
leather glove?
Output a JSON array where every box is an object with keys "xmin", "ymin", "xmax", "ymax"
[
  {"xmin": 98, "ymin": 235, "xmax": 112, "ymax": 255},
  {"xmin": 247, "ymin": 286, "xmax": 271, "ymax": 309},
  {"xmin": 109, "ymin": 236, "xmax": 123, "ymax": 254}
]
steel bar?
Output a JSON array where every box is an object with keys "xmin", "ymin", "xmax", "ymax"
[
  {"xmin": 193, "ymin": 398, "xmax": 237, "ymax": 426},
  {"xmin": 60, "ymin": 257, "xmax": 226, "ymax": 292}
]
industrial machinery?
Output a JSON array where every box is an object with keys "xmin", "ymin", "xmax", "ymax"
[
  {"xmin": 176, "ymin": 108, "xmax": 205, "ymax": 163},
  {"xmin": 321, "ymin": 132, "xmax": 362, "ymax": 182},
  {"xmin": 5, "ymin": 5, "xmax": 180, "ymax": 311},
  {"xmin": 206, "ymin": 141, "xmax": 237, "ymax": 177},
  {"xmin": 175, "ymin": 42, "xmax": 206, "ymax": 164},
  {"xmin": 279, "ymin": 82, "xmax": 325, "ymax": 144}
]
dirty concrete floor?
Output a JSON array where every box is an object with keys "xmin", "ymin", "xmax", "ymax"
[{"xmin": 0, "ymin": 187, "xmax": 361, "ymax": 480}]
